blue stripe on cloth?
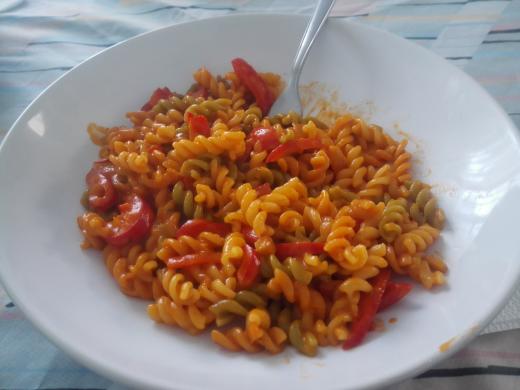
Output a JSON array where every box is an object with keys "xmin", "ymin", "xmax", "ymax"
[
  {"xmin": 28, "ymin": 41, "xmax": 115, "ymax": 47},
  {"xmin": 124, "ymin": 4, "xmax": 237, "ymax": 15},
  {"xmin": 0, "ymin": 67, "xmax": 73, "ymax": 73},
  {"xmin": 0, "ymin": 309, "xmax": 112, "ymax": 389},
  {"xmin": 489, "ymin": 28, "xmax": 520, "ymax": 33},
  {"xmin": 483, "ymin": 38, "xmax": 520, "ymax": 42},
  {"xmin": 0, "ymin": 13, "xmax": 80, "ymax": 19}
]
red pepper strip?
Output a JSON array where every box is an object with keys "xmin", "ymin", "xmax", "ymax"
[
  {"xmin": 237, "ymin": 244, "xmax": 261, "ymax": 288},
  {"xmin": 237, "ymin": 137, "xmax": 254, "ymax": 163},
  {"xmin": 266, "ymin": 138, "xmax": 322, "ymax": 163},
  {"xmin": 275, "ymin": 242, "xmax": 324, "ymax": 259},
  {"xmin": 85, "ymin": 160, "xmax": 117, "ymax": 212},
  {"xmin": 141, "ymin": 87, "xmax": 173, "ymax": 111},
  {"xmin": 167, "ymin": 252, "xmax": 221, "ymax": 270},
  {"xmin": 255, "ymin": 183, "xmax": 272, "ymax": 196},
  {"xmin": 378, "ymin": 281, "xmax": 413, "ymax": 312},
  {"xmin": 186, "ymin": 84, "xmax": 208, "ymax": 98},
  {"xmin": 175, "ymin": 219, "xmax": 231, "ymax": 238},
  {"xmin": 317, "ymin": 279, "xmax": 342, "ymax": 300},
  {"xmin": 106, "ymin": 194, "xmax": 154, "ymax": 247},
  {"xmin": 241, "ymin": 226, "xmax": 259, "ymax": 246},
  {"xmin": 343, "ymin": 269, "xmax": 391, "ymax": 350},
  {"xmin": 86, "ymin": 159, "xmax": 116, "ymax": 182},
  {"xmin": 178, "ymin": 176, "xmax": 195, "ymax": 190},
  {"xmin": 231, "ymin": 58, "xmax": 275, "ymax": 115},
  {"xmin": 88, "ymin": 176, "xmax": 116, "ymax": 212},
  {"xmin": 250, "ymin": 126, "xmax": 280, "ymax": 151},
  {"xmin": 186, "ymin": 112, "xmax": 211, "ymax": 138}
]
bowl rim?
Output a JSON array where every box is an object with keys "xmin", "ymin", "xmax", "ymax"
[{"xmin": 1, "ymin": 12, "xmax": 520, "ymax": 390}]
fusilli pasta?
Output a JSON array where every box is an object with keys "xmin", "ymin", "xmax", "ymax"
[{"xmin": 78, "ymin": 58, "xmax": 447, "ymax": 357}]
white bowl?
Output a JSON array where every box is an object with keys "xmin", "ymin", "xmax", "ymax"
[{"xmin": 1, "ymin": 14, "xmax": 520, "ymax": 390}]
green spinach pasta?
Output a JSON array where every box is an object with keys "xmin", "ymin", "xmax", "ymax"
[{"xmin": 78, "ymin": 58, "xmax": 447, "ymax": 356}]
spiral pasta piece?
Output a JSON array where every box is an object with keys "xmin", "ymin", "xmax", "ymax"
[
  {"xmin": 77, "ymin": 212, "xmax": 110, "ymax": 249},
  {"xmin": 334, "ymin": 145, "xmax": 366, "ymax": 190},
  {"xmin": 220, "ymin": 231, "xmax": 246, "ymax": 275},
  {"xmin": 324, "ymin": 215, "xmax": 356, "ymax": 262},
  {"xmin": 109, "ymin": 151, "xmax": 149, "ymax": 174},
  {"xmin": 351, "ymin": 119, "xmax": 395, "ymax": 149},
  {"xmin": 197, "ymin": 268, "xmax": 238, "ymax": 304},
  {"xmin": 407, "ymin": 181, "xmax": 446, "ymax": 229},
  {"xmin": 211, "ymin": 325, "xmax": 287, "ymax": 354},
  {"xmin": 103, "ymin": 246, "xmax": 154, "ymax": 299},
  {"xmin": 379, "ymin": 198, "xmax": 408, "ymax": 242},
  {"xmin": 194, "ymin": 183, "xmax": 222, "ymax": 209},
  {"xmin": 288, "ymin": 320, "xmax": 318, "ymax": 356},
  {"xmin": 395, "ymin": 224, "xmax": 440, "ymax": 255},
  {"xmin": 127, "ymin": 247, "xmax": 159, "ymax": 282},
  {"xmin": 358, "ymin": 164, "xmax": 391, "ymax": 201},
  {"xmin": 158, "ymin": 268, "xmax": 200, "ymax": 305},
  {"xmin": 300, "ymin": 150, "xmax": 333, "ymax": 188},
  {"xmin": 261, "ymin": 177, "xmax": 308, "ymax": 214},
  {"xmin": 171, "ymin": 181, "xmax": 206, "ymax": 219},
  {"xmin": 210, "ymin": 159, "xmax": 235, "ymax": 200},
  {"xmin": 184, "ymin": 98, "xmax": 232, "ymax": 120},
  {"xmin": 193, "ymin": 67, "xmax": 231, "ymax": 98},
  {"xmin": 224, "ymin": 183, "xmax": 268, "ymax": 235},
  {"xmin": 168, "ymin": 130, "xmax": 246, "ymax": 168},
  {"xmin": 266, "ymin": 269, "xmax": 317, "ymax": 312},
  {"xmin": 156, "ymin": 235, "xmax": 208, "ymax": 262},
  {"xmin": 148, "ymin": 296, "xmax": 214, "ymax": 334}
]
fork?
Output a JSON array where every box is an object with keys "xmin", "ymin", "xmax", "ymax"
[{"xmin": 269, "ymin": 0, "xmax": 336, "ymax": 116}]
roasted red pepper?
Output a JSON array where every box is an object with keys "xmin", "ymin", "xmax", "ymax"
[
  {"xmin": 186, "ymin": 112, "xmax": 211, "ymax": 138},
  {"xmin": 237, "ymin": 244, "xmax": 261, "ymax": 288},
  {"xmin": 241, "ymin": 226, "xmax": 259, "ymax": 246},
  {"xmin": 141, "ymin": 87, "xmax": 173, "ymax": 111},
  {"xmin": 343, "ymin": 269, "xmax": 391, "ymax": 350},
  {"xmin": 88, "ymin": 176, "xmax": 116, "ymax": 212},
  {"xmin": 255, "ymin": 183, "xmax": 272, "ymax": 196},
  {"xmin": 178, "ymin": 176, "xmax": 195, "ymax": 190},
  {"xmin": 231, "ymin": 58, "xmax": 275, "ymax": 115},
  {"xmin": 378, "ymin": 281, "xmax": 413, "ymax": 312},
  {"xmin": 86, "ymin": 158, "xmax": 115, "ymax": 177},
  {"xmin": 175, "ymin": 219, "xmax": 231, "ymax": 238},
  {"xmin": 250, "ymin": 127, "xmax": 280, "ymax": 151},
  {"xmin": 237, "ymin": 137, "xmax": 254, "ymax": 163},
  {"xmin": 266, "ymin": 138, "xmax": 322, "ymax": 163},
  {"xmin": 167, "ymin": 252, "xmax": 221, "ymax": 270},
  {"xmin": 106, "ymin": 194, "xmax": 154, "ymax": 247},
  {"xmin": 317, "ymin": 279, "xmax": 342, "ymax": 300},
  {"xmin": 85, "ymin": 159, "xmax": 117, "ymax": 212},
  {"xmin": 275, "ymin": 242, "xmax": 324, "ymax": 259}
]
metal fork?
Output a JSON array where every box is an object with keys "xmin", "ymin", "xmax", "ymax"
[{"xmin": 269, "ymin": 0, "xmax": 336, "ymax": 116}]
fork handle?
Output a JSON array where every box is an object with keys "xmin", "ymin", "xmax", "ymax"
[{"xmin": 291, "ymin": 0, "xmax": 336, "ymax": 87}]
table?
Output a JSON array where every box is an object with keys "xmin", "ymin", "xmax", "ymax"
[{"xmin": 1, "ymin": 1, "xmax": 520, "ymax": 388}]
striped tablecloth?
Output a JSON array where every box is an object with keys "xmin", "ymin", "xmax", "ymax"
[{"xmin": 1, "ymin": 1, "xmax": 520, "ymax": 389}]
